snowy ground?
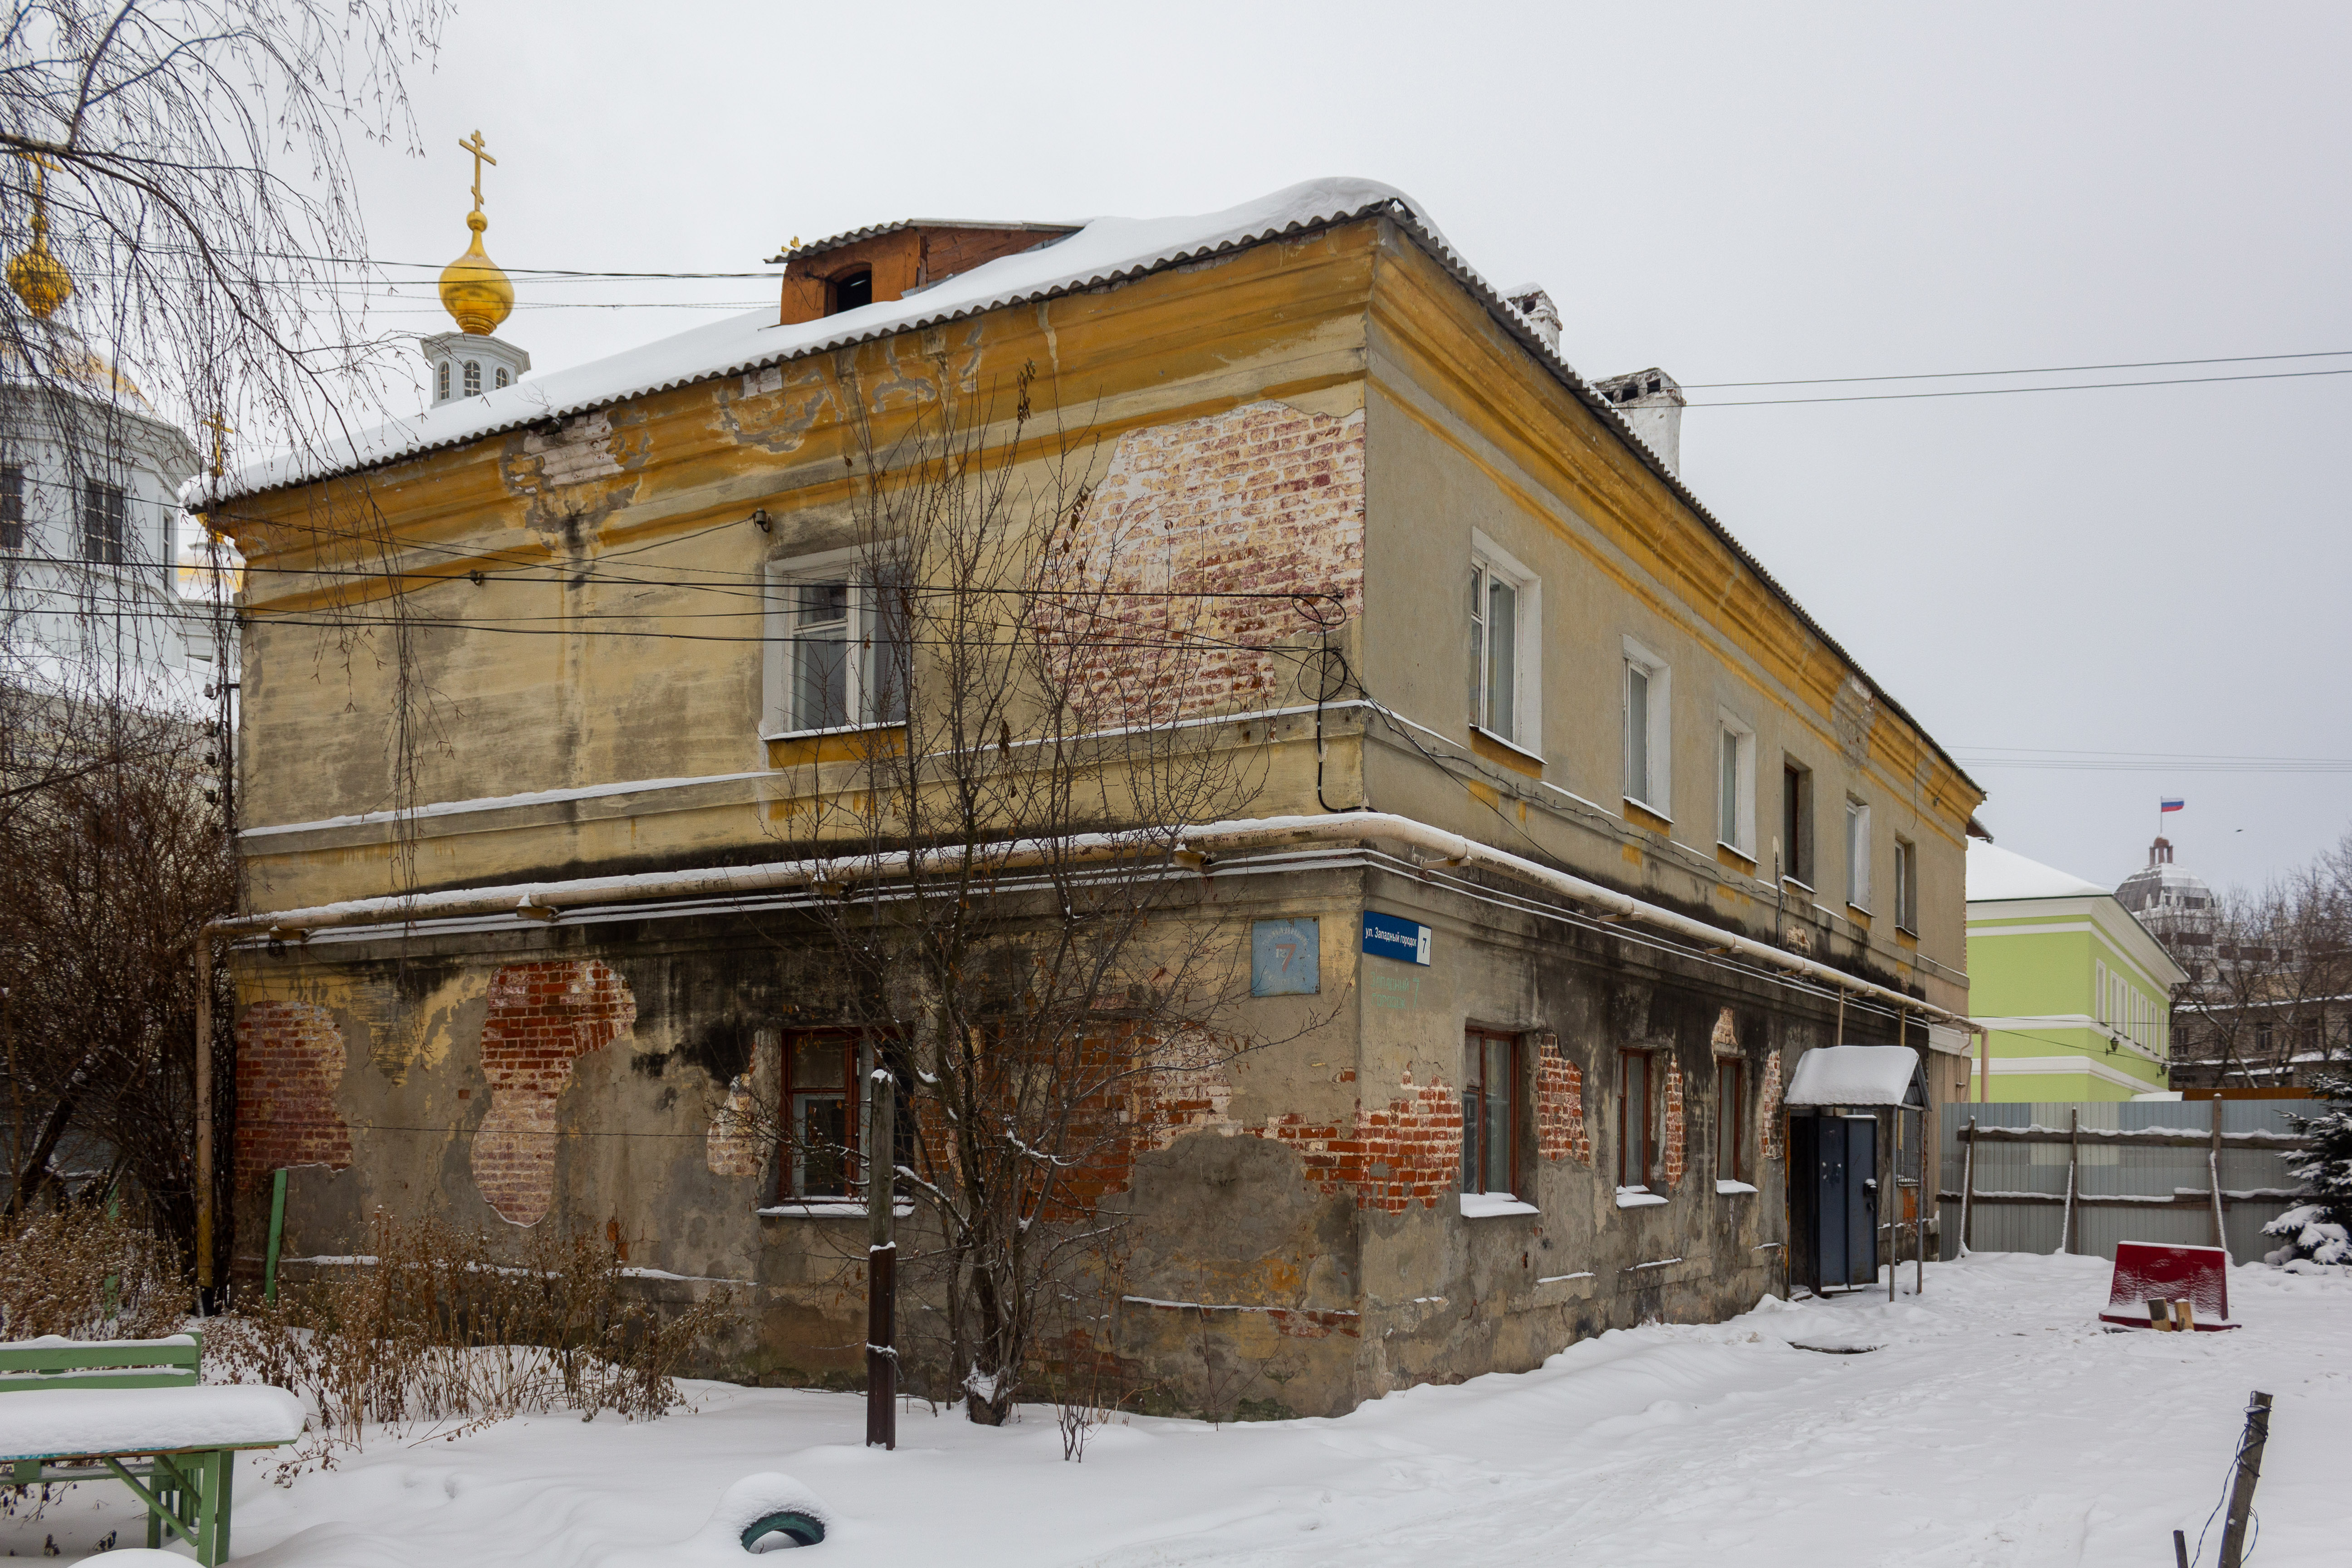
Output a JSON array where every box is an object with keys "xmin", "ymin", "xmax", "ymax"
[{"xmin": 11, "ymin": 1251, "xmax": 2345, "ymax": 1566}]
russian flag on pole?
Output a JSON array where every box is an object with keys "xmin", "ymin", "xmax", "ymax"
[{"xmin": 2161, "ymin": 798, "xmax": 2185, "ymax": 813}]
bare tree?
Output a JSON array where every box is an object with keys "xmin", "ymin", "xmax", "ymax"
[
  {"xmin": 750, "ymin": 363, "xmax": 1335, "ymax": 1424},
  {"xmin": 2172, "ymin": 838, "xmax": 2352, "ymax": 1088},
  {"xmin": 2, "ymin": 0, "xmax": 447, "ymax": 466},
  {"xmin": 0, "ymin": 657, "xmax": 230, "ymax": 1251}
]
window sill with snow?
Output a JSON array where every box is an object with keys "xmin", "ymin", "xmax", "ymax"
[
  {"xmin": 1615, "ymin": 1186, "xmax": 1668, "ymax": 1209},
  {"xmin": 1715, "ymin": 1179, "xmax": 1758, "ymax": 1196},
  {"xmin": 1459, "ymin": 1192, "xmax": 1540, "ymax": 1219}
]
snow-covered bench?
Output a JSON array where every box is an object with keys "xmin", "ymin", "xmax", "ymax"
[{"xmin": 0, "ymin": 1333, "xmax": 302, "ymax": 1565}]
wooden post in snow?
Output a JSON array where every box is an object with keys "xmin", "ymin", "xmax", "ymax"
[
  {"xmin": 864, "ymin": 1039, "xmax": 897, "ymax": 1451},
  {"xmin": 2208, "ymin": 1099, "xmax": 2228, "ymax": 1256},
  {"xmin": 2216, "ymin": 1391, "xmax": 2273, "ymax": 1568},
  {"xmin": 193, "ymin": 933, "xmax": 213, "ymax": 1308},
  {"xmin": 2061, "ymin": 1109, "xmax": 2080, "ymax": 1255},
  {"xmin": 1960, "ymin": 1117, "xmax": 1977, "ymax": 1254}
]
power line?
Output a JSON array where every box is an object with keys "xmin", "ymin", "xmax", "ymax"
[
  {"xmin": 1684, "ymin": 348, "xmax": 2352, "ymax": 389},
  {"xmin": 1685, "ymin": 366, "xmax": 2352, "ymax": 407}
]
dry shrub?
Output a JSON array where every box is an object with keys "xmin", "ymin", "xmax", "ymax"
[
  {"xmin": 207, "ymin": 1211, "xmax": 735, "ymax": 1475},
  {"xmin": 0, "ymin": 1203, "xmax": 184, "ymax": 1340}
]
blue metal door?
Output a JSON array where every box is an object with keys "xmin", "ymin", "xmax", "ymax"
[{"xmin": 1844, "ymin": 1114, "xmax": 1878, "ymax": 1288}]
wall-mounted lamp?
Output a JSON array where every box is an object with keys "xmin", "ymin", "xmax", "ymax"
[{"xmin": 751, "ymin": 507, "xmax": 773, "ymax": 533}]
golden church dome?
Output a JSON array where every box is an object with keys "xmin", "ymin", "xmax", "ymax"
[
  {"xmin": 439, "ymin": 210, "xmax": 513, "ymax": 336},
  {"xmin": 8, "ymin": 205, "xmax": 73, "ymax": 320}
]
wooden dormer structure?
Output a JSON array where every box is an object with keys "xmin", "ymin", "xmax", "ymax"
[{"xmin": 769, "ymin": 220, "xmax": 1078, "ymax": 323}]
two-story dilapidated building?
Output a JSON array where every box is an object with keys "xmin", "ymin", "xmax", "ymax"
[{"xmin": 206, "ymin": 178, "xmax": 1982, "ymax": 1418}]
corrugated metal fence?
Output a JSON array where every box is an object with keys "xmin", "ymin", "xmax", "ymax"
[{"xmin": 1936, "ymin": 1100, "xmax": 2312, "ymax": 1262}]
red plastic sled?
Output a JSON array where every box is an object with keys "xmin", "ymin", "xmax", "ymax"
[{"xmin": 2096, "ymin": 1241, "xmax": 2239, "ymax": 1331}]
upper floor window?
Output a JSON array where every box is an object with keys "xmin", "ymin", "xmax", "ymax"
[
  {"xmin": 80, "ymin": 480, "xmax": 126, "ymax": 565},
  {"xmin": 1717, "ymin": 714, "xmax": 1755, "ymax": 856},
  {"xmin": 1460, "ymin": 1029, "xmax": 1519, "ymax": 1197},
  {"xmin": 1892, "ymin": 836, "xmax": 1919, "ymax": 934},
  {"xmin": 1622, "ymin": 637, "xmax": 1671, "ymax": 814},
  {"xmin": 764, "ymin": 549, "xmax": 911, "ymax": 736},
  {"xmin": 463, "ymin": 360, "xmax": 483, "ymax": 397},
  {"xmin": 828, "ymin": 268, "xmax": 874, "ymax": 314},
  {"xmin": 0, "ymin": 465, "xmax": 23, "ymax": 550},
  {"xmin": 1782, "ymin": 759, "xmax": 1813, "ymax": 888},
  {"xmin": 1467, "ymin": 537, "xmax": 1539, "ymax": 750},
  {"xmin": 437, "ymin": 360, "xmax": 451, "ymax": 400},
  {"xmin": 1844, "ymin": 798, "xmax": 1872, "ymax": 912},
  {"xmin": 495, "ymin": 366, "xmax": 510, "ymax": 390}
]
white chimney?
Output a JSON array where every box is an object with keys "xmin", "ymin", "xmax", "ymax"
[
  {"xmin": 1593, "ymin": 367, "xmax": 1686, "ymax": 477},
  {"xmin": 1502, "ymin": 285, "xmax": 1561, "ymax": 353}
]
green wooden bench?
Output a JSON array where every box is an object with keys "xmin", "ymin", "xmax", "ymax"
[{"xmin": 0, "ymin": 1333, "xmax": 302, "ymax": 1564}]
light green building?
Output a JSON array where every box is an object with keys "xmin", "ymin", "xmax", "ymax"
[{"xmin": 1965, "ymin": 841, "xmax": 2187, "ymax": 1100}]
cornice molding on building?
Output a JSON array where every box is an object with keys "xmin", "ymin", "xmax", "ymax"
[
  {"xmin": 1967, "ymin": 896, "xmax": 2188, "ymax": 990},
  {"xmin": 1970, "ymin": 1053, "xmax": 2166, "ymax": 1092},
  {"xmin": 1970, "ymin": 1014, "xmax": 2167, "ymax": 1066}
]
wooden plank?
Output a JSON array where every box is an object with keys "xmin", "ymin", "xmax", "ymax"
[
  {"xmin": 1934, "ymin": 1190, "xmax": 2300, "ymax": 1210},
  {"xmin": 1960, "ymin": 1127, "xmax": 2305, "ymax": 1151}
]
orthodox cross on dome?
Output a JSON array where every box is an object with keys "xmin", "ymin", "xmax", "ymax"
[
  {"xmin": 8, "ymin": 148, "xmax": 74, "ymax": 318},
  {"xmin": 459, "ymin": 130, "xmax": 497, "ymax": 214},
  {"xmin": 200, "ymin": 412, "xmax": 234, "ymax": 479}
]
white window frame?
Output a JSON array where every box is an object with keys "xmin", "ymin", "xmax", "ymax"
[
  {"xmin": 2095, "ymin": 960, "xmax": 2109, "ymax": 1025},
  {"xmin": 1892, "ymin": 834, "xmax": 1919, "ymax": 934},
  {"xmin": 761, "ymin": 544, "xmax": 911, "ymax": 740},
  {"xmin": 1844, "ymin": 797, "xmax": 1872, "ymax": 912},
  {"xmin": 1621, "ymin": 634, "xmax": 1671, "ymax": 817},
  {"xmin": 1715, "ymin": 709, "xmax": 1755, "ymax": 857},
  {"xmin": 1467, "ymin": 530, "xmax": 1541, "ymax": 755}
]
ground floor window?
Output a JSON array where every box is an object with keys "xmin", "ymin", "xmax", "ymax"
[
  {"xmin": 1460, "ymin": 1029, "xmax": 1519, "ymax": 1196},
  {"xmin": 1716, "ymin": 1059, "xmax": 1744, "ymax": 1182},
  {"xmin": 782, "ymin": 1030, "xmax": 855, "ymax": 1199},
  {"xmin": 1618, "ymin": 1049, "xmax": 1654, "ymax": 1189}
]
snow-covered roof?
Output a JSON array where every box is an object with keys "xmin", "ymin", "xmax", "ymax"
[
  {"xmin": 195, "ymin": 176, "xmax": 1976, "ymax": 795},
  {"xmin": 767, "ymin": 217, "xmax": 1078, "ymax": 265},
  {"xmin": 1965, "ymin": 840, "xmax": 2110, "ymax": 902},
  {"xmin": 1784, "ymin": 1045, "xmax": 1924, "ymax": 1107}
]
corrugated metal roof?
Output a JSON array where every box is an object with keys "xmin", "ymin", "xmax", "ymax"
[{"xmin": 764, "ymin": 218, "xmax": 1079, "ymax": 266}]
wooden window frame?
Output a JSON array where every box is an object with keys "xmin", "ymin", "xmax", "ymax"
[
  {"xmin": 1782, "ymin": 760, "xmax": 1813, "ymax": 888},
  {"xmin": 1617, "ymin": 1048, "xmax": 1654, "ymax": 1189},
  {"xmin": 1893, "ymin": 836, "xmax": 1919, "ymax": 935},
  {"xmin": 79, "ymin": 479, "xmax": 125, "ymax": 565},
  {"xmin": 1715, "ymin": 1058, "xmax": 1744, "ymax": 1183},
  {"xmin": 1460, "ymin": 1029, "xmax": 1522, "ymax": 1197},
  {"xmin": 779, "ymin": 1029, "xmax": 858, "ymax": 1201},
  {"xmin": 0, "ymin": 464, "xmax": 22, "ymax": 551}
]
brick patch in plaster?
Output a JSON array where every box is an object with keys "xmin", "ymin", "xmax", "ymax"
[
  {"xmin": 1534, "ymin": 1032, "xmax": 1590, "ymax": 1165},
  {"xmin": 1759, "ymin": 1049, "xmax": 1784, "ymax": 1160},
  {"xmin": 1040, "ymin": 400, "xmax": 1365, "ymax": 726},
  {"xmin": 472, "ymin": 960, "xmax": 636, "ymax": 1225},
  {"xmin": 707, "ymin": 1075, "xmax": 760, "ymax": 1178},
  {"xmin": 235, "ymin": 1001, "xmax": 353, "ymax": 1191},
  {"xmin": 1661, "ymin": 1058, "xmax": 1687, "ymax": 1187}
]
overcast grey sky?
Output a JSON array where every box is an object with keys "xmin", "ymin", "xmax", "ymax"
[{"xmin": 337, "ymin": 0, "xmax": 2351, "ymax": 895}]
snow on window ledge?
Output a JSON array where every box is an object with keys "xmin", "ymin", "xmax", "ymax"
[
  {"xmin": 758, "ymin": 1201, "xmax": 914, "ymax": 1219},
  {"xmin": 1715, "ymin": 1179, "xmax": 1759, "ymax": 1196},
  {"xmin": 1459, "ymin": 1192, "xmax": 1540, "ymax": 1219},
  {"xmin": 1615, "ymin": 1186, "xmax": 1668, "ymax": 1209}
]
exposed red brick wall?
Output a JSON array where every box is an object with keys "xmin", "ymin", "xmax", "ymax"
[
  {"xmin": 1040, "ymin": 401, "xmax": 1365, "ymax": 727},
  {"xmin": 234, "ymin": 1001, "xmax": 352, "ymax": 1191},
  {"xmin": 471, "ymin": 960, "xmax": 636, "ymax": 1225},
  {"xmin": 1661, "ymin": 1058, "xmax": 1687, "ymax": 1187},
  {"xmin": 1260, "ymin": 1072, "xmax": 1464, "ymax": 1215},
  {"xmin": 1759, "ymin": 1049, "xmax": 1784, "ymax": 1160},
  {"xmin": 1534, "ymin": 1032, "xmax": 1590, "ymax": 1165}
]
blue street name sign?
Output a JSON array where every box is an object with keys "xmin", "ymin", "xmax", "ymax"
[{"xmin": 1361, "ymin": 910, "xmax": 1431, "ymax": 966}]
